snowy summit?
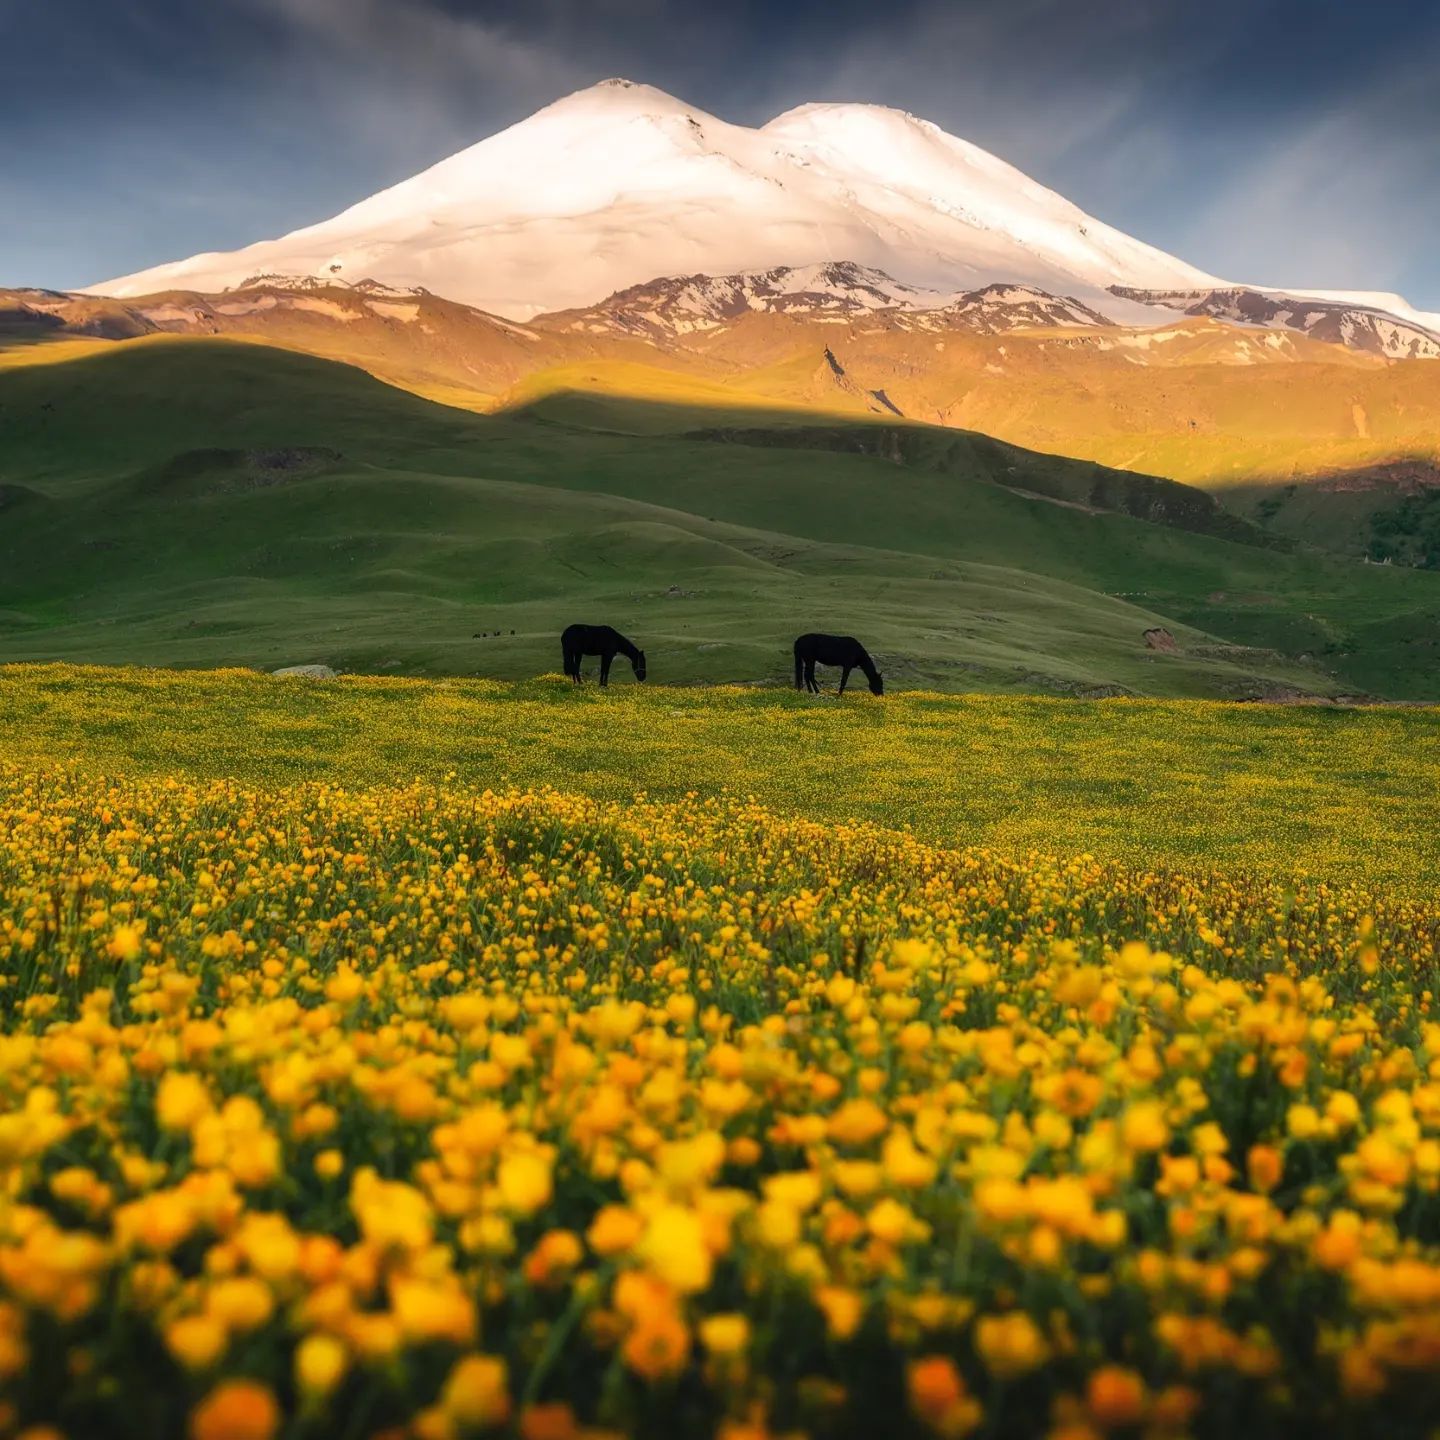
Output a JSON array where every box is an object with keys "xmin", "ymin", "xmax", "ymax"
[{"xmin": 89, "ymin": 79, "xmax": 1222, "ymax": 321}]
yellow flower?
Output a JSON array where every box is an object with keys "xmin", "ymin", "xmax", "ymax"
[
  {"xmin": 866, "ymin": 1197, "xmax": 919, "ymax": 1244},
  {"xmin": 833, "ymin": 1160, "xmax": 883, "ymax": 1197},
  {"xmin": 295, "ymin": 1333, "xmax": 348, "ymax": 1397},
  {"xmin": 234, "ymin": 1213, "xmax": 300, "ymax": 1281},
  {"xmin": 882, "ymin": 1131, "xmax": 938, "ymax": 1188},
  {"xmin": 587, "ymin": 1204, "xmax": 644, "ymax": 1257},
  {"xmin": 699, "ymin": 1312, "xmax": 750, "ymax": 1357},
  {"xmin": 314, "ymin": 1149, "xmax": 344, "ymax": 1180},
  {"xmin": 1247, "ymin": 1144, "xmax": 1284, "ymax": 1193},
  {"xmin": 441, "ymin": 1354, "xmax": 510, "ymax": 1428},
  {"xmin": 815, "ymin": 1285, "xmax": 865, "ymax": 1340},
  {"xmin": 762, "ymin": 1169, "xmax": 822, "ymax": 1211},
  {"xmin": 1314, "ymin": 1211, "xmax": 1363, "ymax": 1270},
  {"xmin": 525, "ymin": 1229, "xmax": 584, "ymax": 1287},
  {"xmin": 1327, "ymin": 1092, "xmax": 1362, "ymax": 1130},
  {"xmin": 890, "ymin": 938, "xmax": 936, "ymax": 971},
  {"xmin": 497, "ymin": 1151, "xmax": 553, "ymax": 1216},
  {"xmin": 1054, "ymin": 965, "xmax": 1105, "ymax": 1007},
  {"xmin": 640, "ymin": 1204, "xmax": 712, "ymax": 1293},
  {"xmin": 622, "ymin": 1309, "xmax": 690, "ymax": 1381},
  {"xmin": 1120, "ymin": 1101, "xmax": 1169, "ymax": 1154},
  {"xmin": 325, "ymin": 967, "xmax": 364, "ymax": 1004},
  {"xmin": 156, "ymin": 1072, "xmax": 212, "ymax": 1131},
  {"xmin": 165, "ymin": 1314, "xmax": 228, "ymax": 1371},
  {"xmin": 107, "ymin": 924, "xmax": 143, "ymax": 963},
  {"xmin": 1087, "ymin": 1365, "xmax": 1147, "ymax": 1426},
  {"xmin": 391, "ymin": 1278, "xmax": 477, "ymax": 1345},
  {"xmin": 189, "ymin": 1380, "xmax": 279, "ymax": 1440},
  {"xmin": 829, "ymin": 1098, "xmax": 889, "ymax": 1146},
  {"xmin": 351, "ymin": 1170, "xmax": 432, "ymax": 1251},
  {"xmin": 974, "ymin": 1312, "xmax": 1050, "ymax": 1379},
  {"xmin": 755, "ymin": 1200, "xmax": 802, "ymax": 1249},
  {"xmin": 908, "ymin": 1355, "xmax": 981, "ymax": 1436},
  {"xmin": 205, "ymin": 1277, "xmax": 274, "ymax": 1333}
]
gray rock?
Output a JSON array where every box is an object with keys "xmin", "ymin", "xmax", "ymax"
[{"xmin": 273, "ymin": 664, "xmax": 338, "ymax": 680}]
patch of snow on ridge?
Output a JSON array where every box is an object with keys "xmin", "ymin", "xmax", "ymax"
[
  {"xmin": 1276, "ymin": 288, "xmax": 1440, "ymax": 334},
  {"xmin": 1114, "ymin": 285, "xmax": 1440, "ymax": 360},
  {"xmin": 232, "ymin": 273, "xmax": 424, "ymax": 298},
  {"xmin": 540, "ymin": 261, "xmax": 951, "ymax": 339},
  {"xmin": 543, "ymin": 267, "xmax": 1115, "ymax": 341}
]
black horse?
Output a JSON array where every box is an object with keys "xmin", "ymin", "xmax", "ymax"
[
  {"xmin": 794, "ymin": 633, "xmax": 883, "ymax": 696},
  {"xmin": 561, "ymin": 623, "xmax": 647, "ymax": 686}
]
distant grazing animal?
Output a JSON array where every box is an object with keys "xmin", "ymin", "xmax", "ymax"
[
  {"xmin": 562, "ymin": 623, "xmax": 647, "ymax": 686},
  {"xmin": 793, "ymin": 633, "xmax": 883, "ymax": 696}
]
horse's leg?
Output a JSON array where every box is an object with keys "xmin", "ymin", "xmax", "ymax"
[
  {"xmin": 839, "ymin": 666, "xmax": 851, "ymax": 695},
  {"xmin": 600, "ymin": 651, "xmax": 612, "ymax": 687},
  {"xmin": 805, "ymin": 659, "xmax": 818, "ymax": 694}
]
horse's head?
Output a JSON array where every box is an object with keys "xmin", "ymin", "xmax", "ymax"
[
  {"xmin": 633, "ymin": 651, "xmax": 647, "ymax": 682},
  {"xmin": 868, "ymin": 671, "xmax": 884, "ymax": 696}
]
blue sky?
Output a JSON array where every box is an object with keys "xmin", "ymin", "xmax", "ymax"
[{"xmin": 4, "ymin": 0, "xmax": 1439, "ymax": 307}]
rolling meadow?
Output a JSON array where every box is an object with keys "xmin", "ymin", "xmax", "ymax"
[{"xmin": 4, "ymin": 337, "xmax": 1440, "ymax": 701}]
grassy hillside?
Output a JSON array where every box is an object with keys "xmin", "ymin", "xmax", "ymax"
[
  {"xmin": 514, "ymin": 317, "xmax": 1440, "ymax": 561},
  {"xmin": 14, "ymin": 283, "xmax": 1440, "ymax": 569},
  {"xmin": 2, "ymin": 336, "xmax": 1438, "ymax": 696}
]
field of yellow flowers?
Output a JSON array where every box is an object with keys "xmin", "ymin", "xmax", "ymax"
[
  {"xmin": 3, "ymin": 665, "xmax": 1438, "ymax": 890},
  {"xmin": 2, "ymin": 666, "xmax": 1440, "ymax": 1438}
]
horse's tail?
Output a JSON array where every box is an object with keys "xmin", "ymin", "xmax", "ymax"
[{"xmin": 794, "ymin": 641, "xmax": 804, "ymax": 690}]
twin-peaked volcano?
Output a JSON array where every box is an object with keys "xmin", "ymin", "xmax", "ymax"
[{"xmin": 90, "ymin": 79, "xmax": 1221, "ymax": 320}]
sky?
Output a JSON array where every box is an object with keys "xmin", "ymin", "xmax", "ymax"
[{"xmin": 4, "ymin": 0, "xmax": 1439, "ymax": 307}]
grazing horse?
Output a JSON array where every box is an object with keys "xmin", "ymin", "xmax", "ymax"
[
  {"xmin": 561, "ymin": 623, "xmax": 647, "ymax": 686},
  {"xmin": 793, "ymin": 633, "xmax": 883, "ymax": 696}
]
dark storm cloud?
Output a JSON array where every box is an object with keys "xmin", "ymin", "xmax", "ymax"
[{"xmin": 2, "ymin": 0, "xmax": 1438, "ymax": 306}]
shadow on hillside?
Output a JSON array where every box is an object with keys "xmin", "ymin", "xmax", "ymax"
[{"xmin": 502, "ymin": 387, "xmax": 1282, "ymax": 551}]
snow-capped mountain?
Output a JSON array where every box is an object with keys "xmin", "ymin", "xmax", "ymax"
[
  {"xmin": 89, "ymin": 79, "xmax": 1220, "ymax": 321},
  {"xmin": 1114, "ymin": 287, "xmax": 1440, "ymax": 361}
]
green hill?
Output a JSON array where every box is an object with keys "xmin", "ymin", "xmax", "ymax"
[{"xmin": 2, "ymin": 336, "xmax": 1437, "ymax": 697}]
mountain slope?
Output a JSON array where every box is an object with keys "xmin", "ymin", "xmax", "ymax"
[
  {"xmin": 2, "ymin": 336, "xmax": 1438, "ymax": 697},
  {"xmin": 88, "ymin": 79, "xmax": 1219, "ymax": 320},
  {"xmin": 16, "ymin": 272, "xmax": 1440, "ymax": 567}
]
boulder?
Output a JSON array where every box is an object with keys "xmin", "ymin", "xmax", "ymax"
[
  {"xmin": 273, "ymin": 664, "xmax": 338, "ymax": 680},
  {"xmin": 1143, "ymin": 628, "xmax": 1177, "ymax": 652}
]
